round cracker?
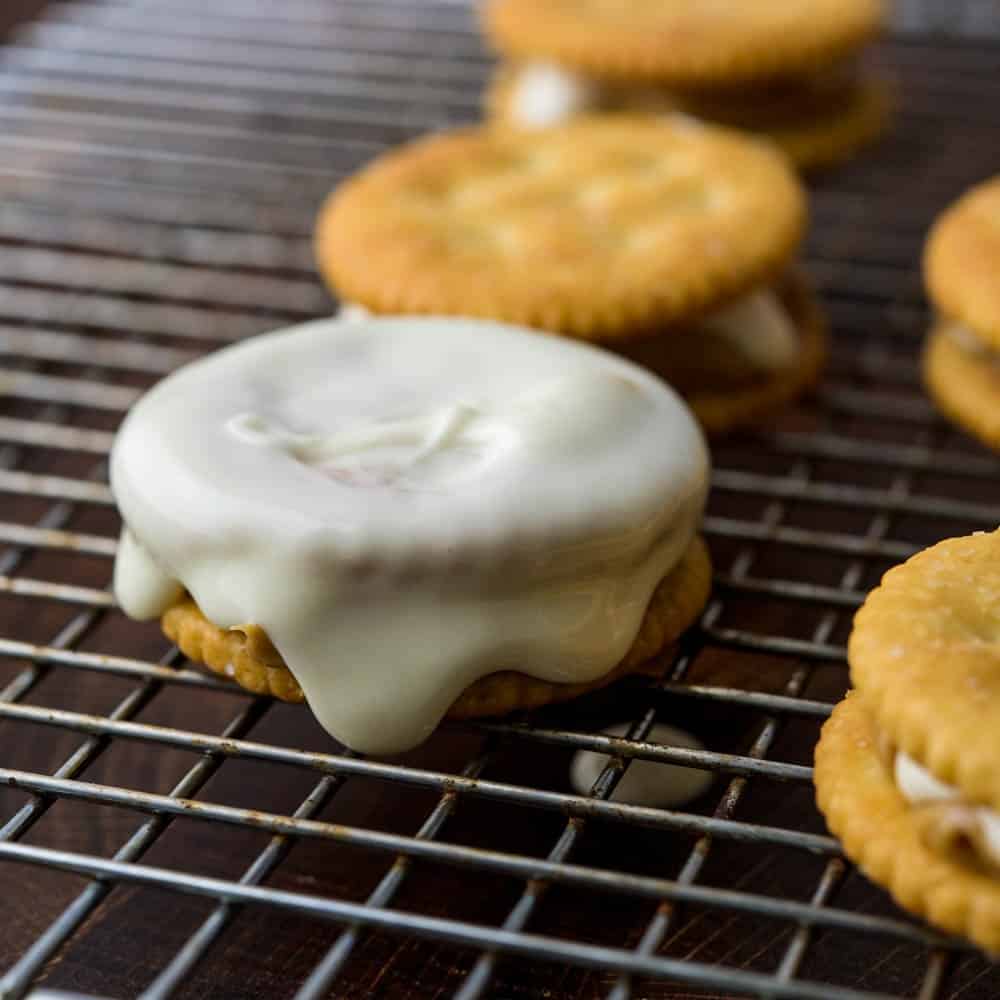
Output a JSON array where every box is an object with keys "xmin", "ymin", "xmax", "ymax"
[
  {"xmin": 815, "ymin": 694, "xmax": 1000, "ymax": 952},
  {"xmin": 162, "ymin": 535, "xmax": 712, "ymax": 722},
  {"xmin": 925, "ymin": 176, "xmax": 1000, "ymax": 351},
  {"xmin": 482, "ymin": 0, "xmax": 885, "ymax": 86},
  {"xmin": 923, "ymin": 324, "xmax": 1000, "ymax": 451},
  {"xmin": 487, "ymin": 69, "xmax": 890, "ymax": 173},
  {"xmin": 848, "ymin": 529, "xmax": 1000, "ymax": 811},
  {"xmin": 315, "ymin": 118, "xmax": 806, "ymax": 341}
]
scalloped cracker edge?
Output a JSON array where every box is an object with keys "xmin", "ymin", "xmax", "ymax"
[{"xmin": 815, "ymin": 694, "xmax": 1000, "ymax": 953}]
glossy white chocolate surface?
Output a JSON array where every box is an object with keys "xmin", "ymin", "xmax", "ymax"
[{"xmin": 112, "ymin": 317, "xmax": 708, "ymax": 753}]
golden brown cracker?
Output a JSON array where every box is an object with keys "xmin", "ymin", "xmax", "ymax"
[
  {"xmin": 482, "ymin": 0, "xmax": 885, "ymax": 87},
  {"xmin": 815, "ymin": 694, "xmax": 1000, "ymax": 952},
  {"xmin": 163, "ymin": 535, "xmax": 712, "ymax": 719},
  {"xmin": 925, "ymin": 176, "xmax": 1000, "ymax": 351},
  {"xmin": 923, "ymin": 324, "xmax": 1000, "ymax": 451},
  {"xmin": 848, "ymin": 529, "xmax": 1000, "ymax": 811},
  {"xmin": 162, "ymin": 603, "xmax": 304, "ymax": 702},
  {"xmin": 315, "ymin": 118, "xmax": 806, "ymax": 341}
]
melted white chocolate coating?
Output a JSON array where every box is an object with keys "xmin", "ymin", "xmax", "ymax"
[
  {"xmin": 895, "ymin": 751, "xmax": 1000, "ymax": 868},
  {"xmin": 112, "ymin": 317, "xmax": 708, "ymax": 754}
]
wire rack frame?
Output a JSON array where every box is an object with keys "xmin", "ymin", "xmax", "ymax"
[{"xmin": 0, "ymin": 2, "xmax": 998, "ymax": 999}]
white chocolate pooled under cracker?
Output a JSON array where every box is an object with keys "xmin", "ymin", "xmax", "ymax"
[
  {"xmin": 569, "ymin": 722, "xmax": 714, "ymax": 807},
  {"xmin": 112, "ymin": 317, "xmax": 708, "ymax": 753}
]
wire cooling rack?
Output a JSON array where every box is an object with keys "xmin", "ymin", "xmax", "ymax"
[{"xmin": 0, "ymin": 2, "xmax": 998, "ymax": 998}]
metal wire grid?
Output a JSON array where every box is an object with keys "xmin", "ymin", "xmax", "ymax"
[{"xmin": 0, "ymin": 1, "xmax": 997, "ymax": 998}]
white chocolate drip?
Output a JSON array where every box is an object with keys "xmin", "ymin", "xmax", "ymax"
[
  {"xmin": 569, "ymin": 723, "xmax": 714, "ymax": 807},
  {"xmin": 114, "ymin": 529, "xmax": 183, "ymax": 620},
  {"xmin": 112, "ymin": 317, "xmax": 708, "ymax": 754},
  {"xmin": 895, "ymin": 751, "xmax": 1000, "ymax": 868}
]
